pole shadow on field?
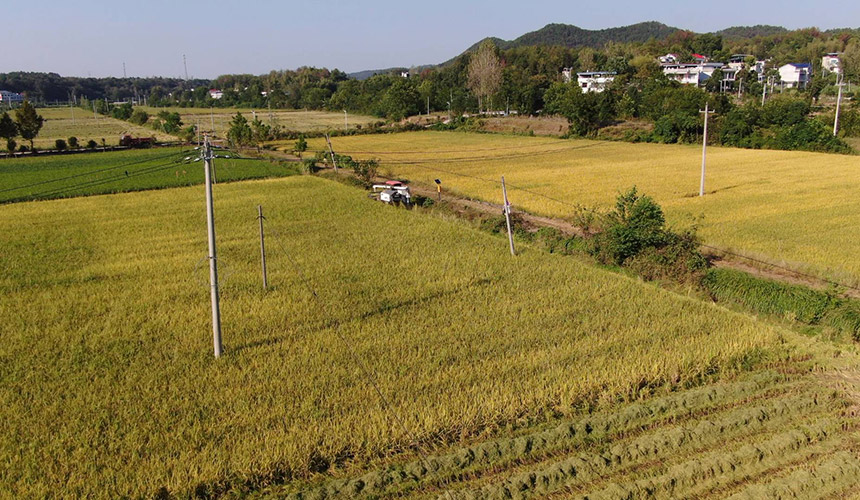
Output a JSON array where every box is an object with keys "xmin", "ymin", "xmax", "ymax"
[{"xmin": 230, "ymin": 276, "xmax": 499, "ymax": 355}]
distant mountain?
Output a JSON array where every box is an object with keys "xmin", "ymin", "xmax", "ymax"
[
  {"xmin": 714, "ymin": 25, "xmax": 789, "ymax": 39},
  {"xmin": 465, "ymin": 21, "xmax": 680, "ymax": 53}
]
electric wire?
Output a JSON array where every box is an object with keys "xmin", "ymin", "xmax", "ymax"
[
  {"xmin": 12, "ymin": 160, "xmax": 187, "ymax": 202},
  {"xmin": 0, "ymin": 149, "xmax": 187, "ymax": 194}
]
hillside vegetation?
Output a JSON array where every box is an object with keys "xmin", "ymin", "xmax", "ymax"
[
  {"xmin": 0, "ymin": 175, "xmax": 792, "ymax": 496},
  {"xmin": 465, "ymin": 21, "xmax": 680, "ymax": 52}
]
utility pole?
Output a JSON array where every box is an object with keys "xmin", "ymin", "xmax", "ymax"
[
  {"xmin": 92, "ymin": 100, "xmax": 97, "ymax": 120},
  {"xmin": 448, "ymin": 90, "xmax": 453, "ymax": 122},
  {"xmin": 501, "ymin": 176, "xmax": 516, "ymax": 256},
  {"xmin": 183, "ymin": 54, "xmax": 189, "ymax": 81},
  {"xmin": 257, "ymin": 205, "xmax": 268, "ymax": 290},
  {"xmin": 123, "ymin": 62, "xmax": 127, "ymax": 79},
  {"xmin": 203, "ymin": 137, "xmax": 223, "ymax": 358},
  {"xmin": 699, "ymin": 102, "xmax": 715, "ymax": 197},
  {"xmin": 343, "ymin": 110, "xmax": 348, "ymax": 131},
  {"xmin": 761, "ymin": 76, "xmax": 767, "ymax": 106},
  {"xmin": 325, "ymin": 133, "xmax": 338, "ymax": 173},
  {"xmin": 426, "ymin": 96, "xmax": 430, "ymax": 116},
  {"xmin": 834, "ymin": 73, "xmax": 845, "ymax": 137}
]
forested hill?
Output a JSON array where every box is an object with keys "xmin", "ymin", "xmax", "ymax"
[
  {"xmin": 465, "ymin": 21, "xmax": 680, "ymax": 53},
  {"xmin": 715, "ymin": 25, "xmax": 789, "ymax": 39}
]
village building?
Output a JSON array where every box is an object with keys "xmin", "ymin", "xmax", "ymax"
[
  {"xmin": 208, "ymin": 89, "xmax": 223, "ymax": 100},
  {"xmin": 575, "ymin": 71, "xmax": 616, "ymax": 93},
  {"xmin": 822, "ymin": 53, "xmax": 841, "ymax": 74},
  {"xmin": 661, "ymin": 62, "xmax": 724, "ymax": 86},
  {"xmin": 0, "ymin": 90, "xmax": 24, "ymax": 104},
  {"xmin": 778, "ymin": 63, "xmax": 812, "ymax": 89}
]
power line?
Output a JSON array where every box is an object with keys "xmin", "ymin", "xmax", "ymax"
[
  {"xmin": 374, "ymin": 149, "xmax": 860, "ymax": 293},
  {"xmin": 12, "ymin": 160, "xmax": 185, "ymax": 202},
  {"xmin": 336, "ymin": 140, "xmax": 603, "ymax": 155},
  {"xmin": 701, "ymin": 243, "xmax": 860, "ymax": 293},
  {"xmin": 0, "ymin": 149, "xmax": 186, "ymax": 195}
]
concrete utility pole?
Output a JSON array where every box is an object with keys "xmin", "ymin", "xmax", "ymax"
[
  {"xmin": 699, "ymin": 102, "xmax": 715, "ymax": 197},
  {"xmin": 343, "ymin": 110, "xmax": 348, "ymax": 131},
  {"xmin": 501, "ymin": 176, "xmax": 516, "ymax": 256},
  {"xmin": 325, "ymin": 133, "xmax": 338, "ymax": 173},
  {"xmin": 834, "ymin": 74, "xmax": 845, "ymax": 137},
  {"xmin": 183, "ymin": 54, "xmax": 189, "ymax": 81},
  {"xmin": 257, "ymin": 205, "xmax": 268, "ymax": 290},
  {"xmin": 123, "ymin": 62, "xmax": 127, "ymax": 78},
  {"xmin": 203, "ymin": 137, "xmax": 223, "ymax": 357}
]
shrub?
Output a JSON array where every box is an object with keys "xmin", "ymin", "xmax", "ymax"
[
  {"xmin": 352, "ymin": 158, "xmax": 379, "ymax": 187},
  {"xmin": 301, "ymin": 158, "xmax": 318, "ymax": 174},
  {"xmin": 86, "ymin": 139, "xmax": 97, "ymax": 149},
  {"xmin": 589, "ymin": 187, "xmax": 706, "ymax": 283},
  {"xmin": 6, "ymin": 139, "xmax": 16, "ymax": 152},
  {"xmin": 54, "ymin": 139, "xmax": 67, "ymax": 151},
  {"xmin": 128, "ymin": 109, "xmax": 149, "ymax": 126},
  {"xmin": 67, "ymin": 136, "xmax": 78, "ymax": 148}
]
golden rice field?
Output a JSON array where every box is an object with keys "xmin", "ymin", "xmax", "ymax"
[
  {"xmin": 0, "ymin": 174, "xmax": 805, "ymax": 497},
  {"xmin": 20, "ymin": 107, "xmax": 177, "ymax": 150},
  {"xmin": 306, "ymin": 131, "xmax": 860, "ymax": 285},
  {"xmin": 138, "ymin": 106, "xmax": 378, "ymax": 138}
]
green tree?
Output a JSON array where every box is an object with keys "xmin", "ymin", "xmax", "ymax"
[
  {"xmin": 129, "ymin": 109, "xmax": 149, "ymax": 125},
  {"xmin": 250, "ymin": 118, "xmax": 271, "ymax": 147},
  {"xmin": 54, "ymin": 139, "xmax": 67, "ymax": 151},
  {"xmin": 14, "ymin": 101, "xmax": 44, "ymax": 150},
  {"xmin": 294, "ymin": 135, "xmax": 307, "ymax": 158},
  {"xmin": 227, "ymin": 112, "xmax": 252, "ymax": 147},
  {"xmin": 67, "ymin": 136, "xmax": 79, "ymax": 149},
  {"xmin": 0, "ymin": 112, "xmax": 16, "ymax": 152}
]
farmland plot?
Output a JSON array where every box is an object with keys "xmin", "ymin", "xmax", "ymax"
[
  {"xmin": 0, "ymin": 147, "xmax": 295, "ymax": 203},
  {"xmin": 0, "ymin": 175, "xmax": 810, "ymax": 497},
  {"xmin": 16, "ymin": 107, "xmax": 178, "ymax": 150},
  {"xmin": 307, "ymin": 131, "xmax": 860, "ymax": 285}
]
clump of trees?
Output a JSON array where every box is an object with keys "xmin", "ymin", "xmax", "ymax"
[{"xmin": 1, "ymin": 101, "xmax": 44, "ymax": 152}]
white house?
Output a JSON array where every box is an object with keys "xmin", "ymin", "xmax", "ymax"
[
  {"xmin": 727, "ymin": 54, "xmax": 753, "ymax": 71},
  {"xmin": 208, "ymin": 89, "xmax": 223, "ymax": 100},
  {"xmin": 658, "ymin": 53, "xmax": 679, "ymax": 64},
  {"xmin": 661, "ymin": 63, "xmax": 723, "ymax": 86},
  {"xmin": 576, "ymin": 72, "xmax": 616, "ymax": 93},
  {"xmin": 778, "ymin": 63, "xmax": 812, "ymax": 89},
  {"xmin": 400, "ymin": 71, "xmax": 410, "ymax": 78},
  {"xmin": 0, "ymin": 90, "xmax": 24, "ymax": 104},
  {"xmin": 822, "ymin": 53, "xmax": 841, "ymax": 74}
]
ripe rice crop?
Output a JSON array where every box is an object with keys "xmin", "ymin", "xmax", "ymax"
[
  {"xmin": 137, "ymin": 107, "xmax": 378, "ymax": 138},
  {"xmin": 307, "ymin": 131, "xmax": 860, "ymax": 285},
  {"xmin": 14, "ymin": 107, "xmax": 177, "ymax": 150},
  {"xmin": 0, "ymin": 175, "xmax": 789, "ymax": 497}
]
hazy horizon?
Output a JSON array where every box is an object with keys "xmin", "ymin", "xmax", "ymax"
[{"xmin": 2, "ymin": 0, "xmax": 858, "ymax": 80}]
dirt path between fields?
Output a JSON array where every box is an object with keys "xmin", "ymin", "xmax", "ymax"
[{"xmin": 258, "ymin": 149, "xmax": 860, "ymax": 299}]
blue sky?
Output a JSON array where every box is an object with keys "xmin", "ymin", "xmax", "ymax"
[{"xmin": 2, "ymin": 0, "xmax": 858, "ymax": 78}]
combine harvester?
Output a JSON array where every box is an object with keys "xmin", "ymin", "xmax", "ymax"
[{"xmin": 371, "ymin": 180, "xmax": 412, "ymax": 206}]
